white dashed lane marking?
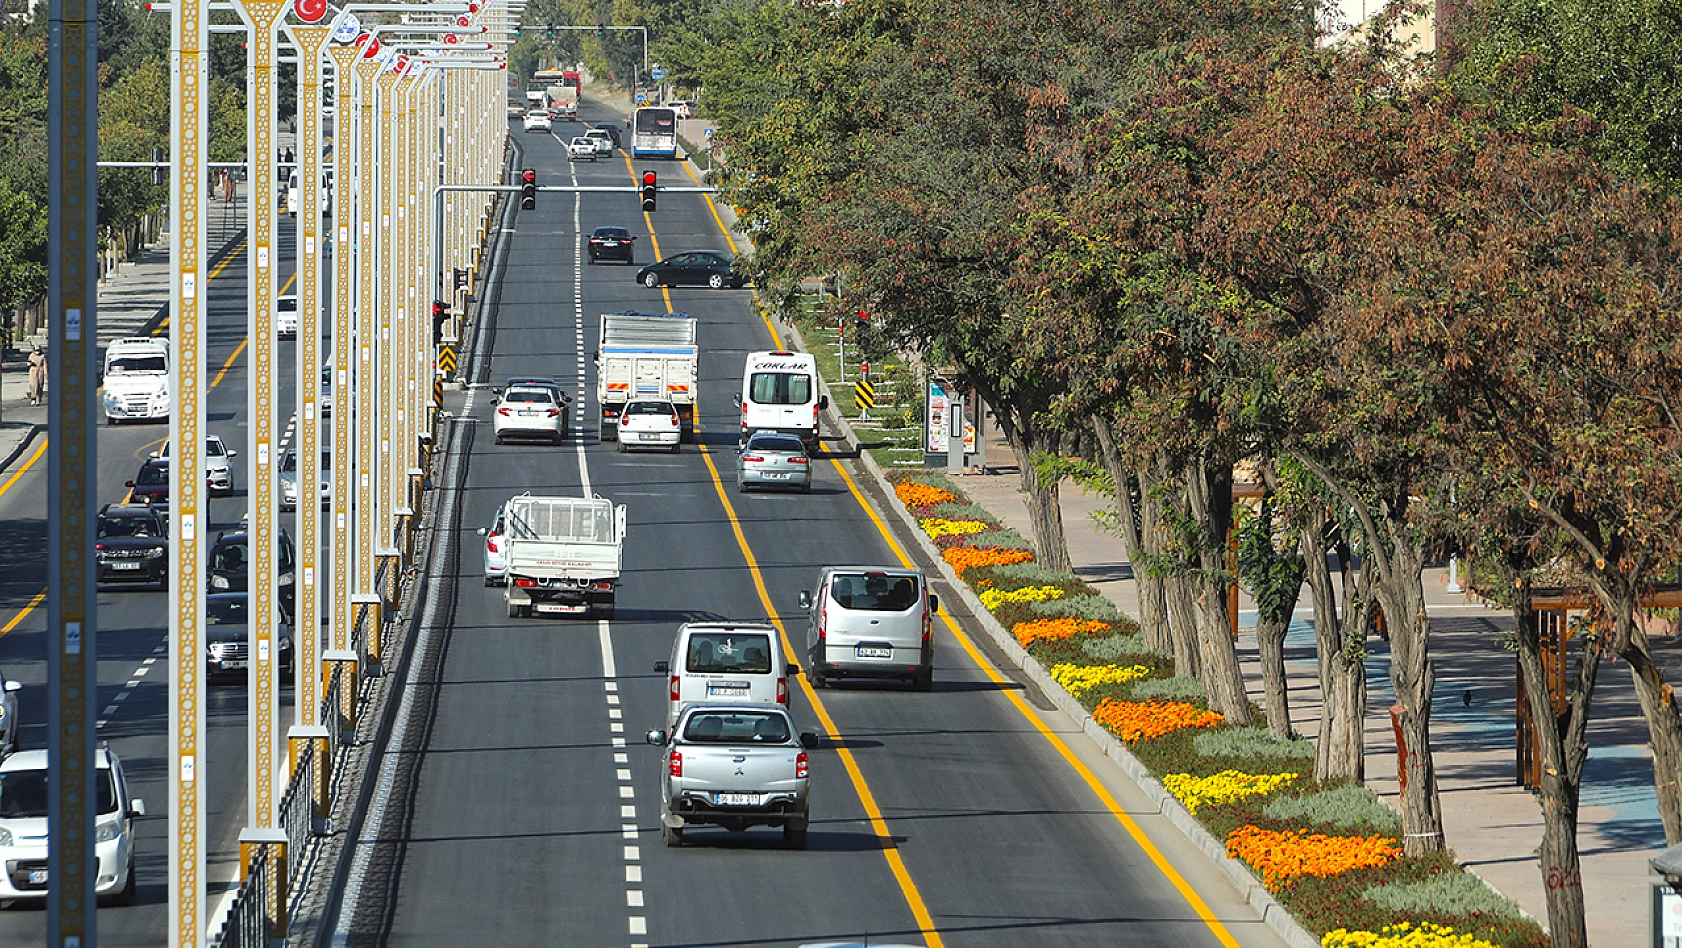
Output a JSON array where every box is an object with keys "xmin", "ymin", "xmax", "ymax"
[{"xmin": 97, "ymin": 642, "xmax": 168, "ymax": 729}]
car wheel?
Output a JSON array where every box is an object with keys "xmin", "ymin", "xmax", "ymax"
[
  {"xmin": 784, "ymin": 822, "xmax": 808, "ymax": 850},
  {"xmin": 707, "ymin": 273, "xmax": 726, "ymax": 289},
  {"xmin": 495, "ymin": 434, "xmax": 503, "ymax": 445},
  {"xmin": 643, "ymin": 272, "xmax": 660, "ymax": 288},
  {"xmin": 596, "ymin": 601, "xmax": 615, "ymax": 621},
  {"xmin": 669, "ymin": 443, "xmax": 681, "ymax": 454},
  {"xmin": 664, "ymin": 823, "xmax": 683, "ymax": 847},
  {"xmin": 484, "ymin": 575, "xmax": 496, "ymax": 587},
  {"xmin": 736, "ymin": 480, "xmax": 749, "ymax": 493},
  {"xmin": 811, "ymin": 668, "xmax": 827, "ymax": 689},
  {"xmin": 800, "ymin": 482, "xmax": 812, "ymax": 494},
  {"xmin": 914, "ymin": 666, "xmax": 934, "ymax": 692},
  {"xmin": 616, "ymin": 437, "xmax": 627, "ymax": 454},
  {"xmin": 506, "ymin": 599, "xmax": 520, "ymax": 619}
]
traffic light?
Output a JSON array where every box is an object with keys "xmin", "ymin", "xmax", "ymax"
[
  {"xmin": 432, "ymin": 300, "xmax": 448, "ymax": 344},
  {"xmin": 545, "ymin": 23, "xmax": 554, "ymax": 37},
  {"xmin": 521, "ymin": 167, "xmax": 536, "ymax": 210},
  {"xmin": 453, "ymin": 268, "xmax": 468, "ymax": 292},
  {"xmin": 151, "ymin": 147, "xmax": 165, "ymax": 187},
  {"xmin": 596, "ymin": 23, "xmax": 606, "ymax": 38},
  {"xmin": 640, "ymin": 170, "xmax": 657, "ymax": 212}
]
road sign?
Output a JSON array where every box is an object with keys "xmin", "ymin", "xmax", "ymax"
[
  {"xmin": 854, "ymin": 377, "xmax": 875, "ymax": 418},
  {"xmin": 650, "ymin": 65, "xmax": 667, "ymax": 81},
  {"xmin": 635, "ymin": 92, "xmax": 647, "ymax": 105},
  {"xmin": 704, "ymin": 128, "xmax": 713, "ymax": 139}
]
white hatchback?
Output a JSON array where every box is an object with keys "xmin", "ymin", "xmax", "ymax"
[
  {"xmin": 568, "ymin": 137, "xmax": 597, "ymax": 161},
  {"xmin": 523, "ymin": 109, "xmax": 552, "ymax": 133},
  {"xmin": 493, "ymin": 385, "xmax": 566, "ymax": 445},
  {"xmin": 616, "ymin": 398, "xmax": 681, "ymax": 452},
  {"xmin": 0, "ymin": 747, "xmax": 144, "ymax": 904},
  {"xmin": 276, "ymin": 294, "xmax": 298, "ymax": 337}
]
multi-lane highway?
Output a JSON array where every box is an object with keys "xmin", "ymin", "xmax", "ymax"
[
  {"xmin": 326, "ymin": 102, "xmax": 1292, "ymax": 948},
  {"xmin": 0, "ymin": 223, "xmax": 301, "ymax": 943}
]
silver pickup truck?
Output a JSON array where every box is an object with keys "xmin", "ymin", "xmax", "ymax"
[{"xmin": 646, "ymin": 705, "xmax": 819, "ymax": 849}]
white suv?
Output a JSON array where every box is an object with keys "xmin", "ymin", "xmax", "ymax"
[{"xmin": 0, "ymin": 746, "xmax": 145, "ymax": 904}]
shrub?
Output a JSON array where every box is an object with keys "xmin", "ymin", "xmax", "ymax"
[
  {"xmin": 1263, "ymin": 784, "xmax": 1403, "ymax": 833},
  {"xmin": 1031, "ymin": 593, "xmax": 1124, "ymax": 624},
  {"xmin": 970, "ymin": 528, "xmax": 1033, "ymax": 553},
  {"xmin": 1081, "ymin": 632, "xmax": 1150, "ymax": 661},
  {"xmin": 971, "ymin": 562, "xmax": 1081, "ymax": 588},
  {"xmin": 1361, "ymin": 872, "xmax": 1525, "ymax": 920},
  {"xmin": 1132, "ymin": 675, "xmax": 1205, "ymax": 700},
  {"xmin": 1193, "ymin": 726, "xmax": 1316, "ymax": 761}
]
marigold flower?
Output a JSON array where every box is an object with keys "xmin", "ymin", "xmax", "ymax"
[
  {"xmin": 978, "ymin": 584, "xmax": 1065, "ymax": 609},
  {"xmin": 894, "ymin": 481, "xmax": 957, "ymax": 509},
  {"xmin": 1050, "ymin": 662, "xmax": 1151, "ymax": 695},
  {"xmin": 1012, "ymin": 617, "xmax": 1110, "ymax": 646},
  {"xmin": 1091, "ymin": 699, "xmax": 1224, "ymax": 741},
  {"xmin": 1226, "ymin": 824, "xmax": 1400, "ymax": 890},
  {"xmin": 919, "ymin": 517, "xmax": 990, "ymax": 539},
  {"xmin": 1321, "ymin": 921, "xmax": 1499, "ymax": 948},
  {"xmin": 1162, "ymin": 770, "xmax": 1298, "ymax": 814},
  {"xmin": 944, "ymin": 546, "xmax": 1034, "ymax": 575}
]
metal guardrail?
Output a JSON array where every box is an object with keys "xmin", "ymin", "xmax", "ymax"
[
  {"xmin": 279, "ymin": 736, "xmax": 316, "ymax": 881},
  {"xmin": 211, "ymin": 843, "xmax": 270, "ymax": 948}
]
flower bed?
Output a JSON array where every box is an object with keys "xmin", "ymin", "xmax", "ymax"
[
  {"xmin": 944, "ymin": 546, "xmax": 1034, "ymax": 575},
  {"xmin": 1322, "ymin": 921, "xmax": 1499, "ymax": 948},
  {"xmin": 1227, "ymin": 825, "xmax": 1401, "ymax": 890},
  {"xmin": 1162, "ymin": 770, "xmax": 1299, "ymax": 815},
  {"xmin": 895, "ymin": 481, "xmax": 955, "ymax": 509},
  {"xmin": 1092, "ymin": 698, "xmax": 1225, "ymax": 741},
  {"xmin": 1049, "ymin": 662, "xmax": 1151, "ymax": 695},
  {"xmin": 919, "ymin": 517, "xmax": 990, "ymax": 539},
  {"xmin": 1012, "ymin": 617, "xmax": 1112, "ymax": 646}
]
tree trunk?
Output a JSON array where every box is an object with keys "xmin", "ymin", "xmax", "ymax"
[
  {"xmin": 1184, "ymin": 459, "xmax": 1251, "ymax": 725},
  {"xmin": 1622, "ymin": 634, "xmax": 1682, "ymax": 844},
  {"xmin": 1302, "ymin": 505, "xmax": 1365, "ymax": 782},
  {"xmin": 1511, "ymin": 582, "xmax": 1602, "ymax": 948},
  {"xmin": 1135, "ymin": 470, "xmax": 1175, "ymax": 656},
  {"xmin": 1089, "ymin": 416, "xmax": 1170, "ymax": 651},
  {"xmin": 1370, "ymin": 511, "xmax": 1445, "ymax": 857},
  {"xmin": 996, "ymin": 411, "xmax": 1072, "ymax": 573},
  {"xmin": 1151, "ymin": 453, "xmax": 1202, "ymax": 677}
]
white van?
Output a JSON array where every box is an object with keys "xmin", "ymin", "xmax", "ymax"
[
  {"xmin": 654, "ymin": 622, "xmax": 797, "ymax": 727},
  {"xmin": 799, "ymin": 567, "xmax": 936, "ymax": 690},
  {"xmin": 102, "ymin": 337, "xmax": 171, "ymax": 425},
  {"xmin": 736, "ymin": 350, "xmax": 827, "ymax": 448}
]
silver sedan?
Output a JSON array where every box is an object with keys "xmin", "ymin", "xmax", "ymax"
[{"xmin": 736, "ymin": 432, "xmax": 812, "ymax": 493}]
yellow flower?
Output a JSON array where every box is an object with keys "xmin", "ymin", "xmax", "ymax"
[
  {"xmin": 919, "ymin": 517, "xmax": 989, "ymax": 539},
  {"xmin": 1050, "ymin": 663, "xmax": 1151, "ymax": 695},
  {"xmin": 1322, "ymin": 922, "xmax": 1499, "ymax": 948},
  {"xmin": 978, "ymin": 585, "xmax": 1065, "ymax": 609},
  {"xmin": 1161, "ymin": 770, "xmax": 1298, "ymax": 814}
]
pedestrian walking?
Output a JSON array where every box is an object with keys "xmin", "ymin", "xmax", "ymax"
[{"xmin": 27, "ymin": 346, "xmax": 47, "ymax": 406}]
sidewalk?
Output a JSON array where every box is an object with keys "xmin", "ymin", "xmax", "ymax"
[{"xmin": 950, "ymin": 426, "xmax": 1673, "ymax": 946}]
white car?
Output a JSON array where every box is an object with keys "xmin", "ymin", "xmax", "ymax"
[
  {"xmin": 493, "ymin": 385, "xmax": 567, "ymax": 445},
  {"xmin": 0, "ymin": 669, "xmax": 19, "ymax": 755},
  {"xmin": 586, "ymin": 128, "xmax": 614, "ymax": 156},
  {"xmin": 477, "ymin": 503, "xmax": 507, "ymax": 586},
  {"xmin": 276, "ymin": 294, "xmax": 298, "ymax": 338},
  {"xmin": 279, "ymin": 447, "xmax": 330, "ymax": 512},
  {"xmin": 567, "ymin": 136, "xmax": 596, "ymax": 161},
  {"xmin": 155, "ymin": 435, "xmax": 237, "ymax": 496},
  {"xmin": 670, "ymin": 100, "xmax": 695, "ymax": 118},
  {"xmin": 616, "ymin": 397, "xmax": 681, "ymax": 452},
  {"xmin": 0, "ymin": 747, "xmax": 144, "ymax": 904},
  {"xmin": 523, "ymin": 109, "xmax": 552, "ymax": 133}
]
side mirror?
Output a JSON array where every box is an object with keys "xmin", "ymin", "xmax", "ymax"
[
  {"xmin": 818, "ymin": 395, "xmax": 829, "ymax": 410},
  {"xmin": 732, "ymin": 393, "xmax": 742, "ymax": 407},
  {"xmin": 645, "ymin": 729, "xmax": 667, "ymax": 746},
  {"xmin": 798, "ymin": 591, "xmax": 812, "ymax": 609},
  {"xmin": 124, "ymin": 480, "xmax": 136, "ymax": 488},
  {"xmin": 129, "ymin": 798, "xmax": 147, "ymax": 817},
  {"xmin": 490, "ymin": 388, "xmax": 502, "ymax": 400},
  {"xmin": 149, "ymin": 451, "xmax": 160, "ymax": 459},
  {"xmin": 799, "ymin": 731, "xmax": 820, "ymax": 750},
  {"xmin": 928, "ymin": 593, "xmax": 939, "ymax": 613},
  {"xmin": 227, "ymin": 450, "xmax": 239, "ymax": 458},
  {"xmin": 475, "ymin": 527, "xmax": 488, "ymax": 537},
  {"xmin": 653, "ymin": 660, "xmax": 669, "ymax": 674},
  {"xmin": 3, "ymin": 680, "xmax": 18, "ymax": 693}
]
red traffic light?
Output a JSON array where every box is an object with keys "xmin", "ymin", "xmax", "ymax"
[
  {"xmin": 642, "ymin": 171, "xmax": 656, "ymax": 186},
  {"xmin": 522, "ymin": 169, "xmax": 536, "ymax": 185},
  {"xmin": 640, "ymin": 170, "xmax": 657, "ymax": 212}
]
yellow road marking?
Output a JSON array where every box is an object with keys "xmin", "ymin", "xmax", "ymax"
[
  {"xmin": 0, "ymin": 439, "xmax": 47, "ymax": 502},
  {"xmin": 620, "ymin": 151, "xmax": 675, "ymax": 310},
  {"xmin": 0, "ymin": 588, "xmax": 47, "ymax": 639},
  {"xmin": 205, "ymin": 269, "xmax": 296, "ymax": 391},
  {"xmin": 152, "ymin": 241, "xmax": 248, "ymax": 336}
]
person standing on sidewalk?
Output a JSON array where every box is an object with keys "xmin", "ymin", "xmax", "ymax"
[{"xmin": 27, "ymin": 346, "xmax": 47, "ymax": 406}]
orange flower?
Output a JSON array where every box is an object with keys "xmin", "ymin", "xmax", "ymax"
[
  {"xmin": 1225, "ymin": 825, "xmax": 1400, "ymax": 890},
  {"xmin": 895, "ymin": 481, "xmax": 957, "ymax": 509},
  {"xmin": 945, "ymin": 546, "xmax": 1034, "ymax": 575},
  {"xmin": 1091, "ymin": 699, "xmax": 1224, "ymax": 741},
  {"xmin": 1011, "ymin": 617, "xmax": 1110, "ymax": 646}
]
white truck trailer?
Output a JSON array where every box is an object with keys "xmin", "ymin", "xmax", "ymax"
[
  {"xmin": 597, "ymin": 311, "xmax": 699, "ymax": 442},
  {"xmin": 501, "ymin": 493, "xmax": 627, "ymax": 619}
]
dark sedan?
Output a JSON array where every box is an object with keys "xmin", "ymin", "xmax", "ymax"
[
  {"xmin": 204, "ymin": 593, "xmax": 295, "ymax": 681},
  {"xmin": 95, "ymin": 503, "xmax": 169, "ymax": 588},
  {"xmin": 207, "ymin": 530, "xmax": 298, "ymax": 618},
  {"xmin": 125, "ymin": 457, "xmax": 169, "ymax": 505},
  {"xmin": 636, "ymin": 251, "xmax": 745, "ymax": 290},
  {"xmin": 588, "ymin": 226, "xmax": 637, "ymax": 264}
]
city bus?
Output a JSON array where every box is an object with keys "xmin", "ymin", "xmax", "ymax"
[{"xmin": 631, "ymin": 106, "xmax": 678, "ymax": 159}]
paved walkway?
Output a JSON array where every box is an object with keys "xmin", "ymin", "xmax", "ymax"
[{"xmin": 949, "ymin": 428, "xmax": 1674, "ymax": 946}]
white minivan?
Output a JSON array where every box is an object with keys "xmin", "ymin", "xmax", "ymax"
[
  {"xmin": 736, "ymin": 350, "xmax": 827, "ymax": 448},
  {"xmin": 800, "ymin": 567, "xmax": 937, "ymax": 691},
  {"xmin": 654, "ymin": 622, "xmax": 797, "ymax": 727}
]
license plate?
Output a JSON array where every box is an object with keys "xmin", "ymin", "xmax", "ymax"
[
  {"xmin": 640, "ymin": 433, "xmax": 663, "ymax": 441},
  {"xmin": 520, "ymin": 411, "xmax": 539, "ymax": 417},
  {"xmin": 536, "ymin": 603, "xmax": 588, "ymax": 614},
  {"xmin": 28, "ymin": 869, "xmax": 47, "ymax": 885},
  {"xmin": 760, "ymin": 472, "xmax": 788, "ymax": 480},
  {"xmin": 708, "ymin": 685, "xmax": 749, "ymax": 697},
  {"xmin": 856, "ymin": 646, "xmax": 892, "ymax": 659},
  {"xmin": 716, "ymin": 793, "xmax": 759, "ymax": 806},
  {"xmin": 221, "ymin": 660, "xmax": 249, "ymax": 670},
  {"xmin": 112, "ymin": 562, "xmax": 142, "ymax": 570}
]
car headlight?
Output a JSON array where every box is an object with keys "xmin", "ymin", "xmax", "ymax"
[
  {"xmin": 0, "ymin": 826, "xmax": 12, "ymax": 846},
  {"xmin": 278, "ymin": 572, "xmax": 295, "ymax": 587},
  {"xmin": 95, "ymin": 820, "xmax": 120, "ymax": 843},
  {"xmin": 148, "ymin": 546, "xmax": 165, "ymax": 558},
  {"xmin": 211, "ymin": 575, "xmax": 230, "ymax": 589}
]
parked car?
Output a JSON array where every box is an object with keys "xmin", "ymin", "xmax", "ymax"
[
  {"xmin": 206, "ymin": 530, "xmax": 297, "ymax": 618},
  {"xmin": 0, "ymin": 669, "xmax": 20, "ymax": 755},
  {"xmin": 568, "ymin": 136, "xmax": 597, "ymax": 161},
  {"xmin": 479, "ymin": 503, "xmax": 507, "ymax": 586},
  {"xmin": 670, "ymin": 100, "xmax": 696, "ymax": 118},
  {"xmin": 0, "ymin": 746, "xmax": 143, "ymax": 904},
  {"xmin": 654, "ymin": 622, "xmax": 795, "ymax": 727},
  {"xmin": 616, "ymin": 398, "xmax": 682, "ymax": 452},
  {"xmin": 125, "ymin": 457, "xmax": 170, "ymax": 506},
  {"xmin": 203, "ymin": 592, "xmax": 294, "ymax": 680},
  {"xmin": 585, "ymin": 127, "xmax": 614, "ymax": 156},
  {"xmin": 799, "ymin": 567, "xmax": 936, "ymax": 690},
  {"xmin": 493, "ymin": 384, "xmax": 568, "ymax": 445},
  {"xmin": 278, "ymin": 447, "xmax": 331, "ymax": 512},
  {"xmin": 645, "ymin": 705, "xmax": 818, "ymax": 849},
  {"xmin": 276, "ymin": 294, "xmax": 299, "ymax": 338},
  {"xmin": 523, "ymin": 109, "xmax": 552, "ymax": 133},
  {"xmin": 737, "ymin": 431, "xmax": 812, "ymax": 493},
  {"xmin": 95, "ymin": 503, "xmax": 169, "ymax": 588},
  {"xmin": 588, "ymin": 226, "xmax": 637, "ymax": 264},
  {"xmin": 155, "ymin": 435, "xmax": 236, "ymax": 497},
  {"xmin": 636, "ymin": 251, "xmax": 745, "ymax": 289}
]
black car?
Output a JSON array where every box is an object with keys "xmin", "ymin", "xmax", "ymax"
[
  {"xmin": 636, "ymin": 251, "xmax": 745, "ymax": 290},
  {"xmin": 207, "ymin": 531, "xmax": 298, "ymax": 618},
  {"xmin": 588, "ymin": 226, "xmax": 637, "ymax": 264},
  {"xmin": 125, "ymin": 457, "xmax": 170, "ymax": 505},
  {"xmin": 595, "ymin": 122, "xmax": 622, "ymax": 147},
  {"xmin": 204, "ymin": 592, "xmax": 294, "ymax": 680},
  {"xmin": 95, "ymin": 504, "xmax": 169, "ymax": 588}
]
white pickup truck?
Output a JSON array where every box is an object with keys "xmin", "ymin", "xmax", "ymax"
[
  {"xmin": 646, "ymin": 704, "xmax": 818, "ymax": 849},
  {"xmin": 498, "ymin": 493, "xmax": 626, "ymax": 619}
]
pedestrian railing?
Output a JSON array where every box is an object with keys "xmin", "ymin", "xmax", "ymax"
[
  {"xmin": 278, "ymin": 735, "xmax": 316, "ymax": 882},
  {"xmin": 210, "ymin": 843, "xmax": 270, "ymax": 948}
]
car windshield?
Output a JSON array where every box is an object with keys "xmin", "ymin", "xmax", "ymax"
[
  {"xmin": 280, "ymin": 451, "xmax": 297, "ymax": 473},
  {"xmin": 211, "ymin": 541, "xmax": 248, "ymax": 572},
  {"xmin": 136, "ymin": 464, "xmax": 168, "ymax": 487},
  {"xmin": 682, "ymin": 712, "xmax": 790, "ymax": 744},
  {"xmin": 99, "ymin": 515, "xmax": 160, "ymax": 539},
  {"xmin": 749, "ymin": 372, "xmax": 812, "ymax": 406},
  {"xmin": 685, "ymin": 632, "xmax": 773, "ymax": 674},
  {"xmin": 0, "ymin": 768, "xmax": 117, "ymax": 818},
  {"xmin": 503, "ymin": 389, "xmax": 553, "ymax": 404},
  {"xmin": 206, "ymin": 598, "xmax": 248, "ymax": 625},
  {"xmin": 572, "ymin": 138, "xmax": 591, "ymax": 146},
  {"xmin": 747, "ymin": 436, "xmax": 805, "ymax": 455},
  {"xmin": 278, "ymin": 297, "xmax": 297, "ymax": 312},
  {"xmin": 594, "ymin": 229, "xmax": 629, "ymax": 239},
  {"xmin": 626, "ymin": 401, "xmax": 674, "ymax": 416},
  {"xmin": 830, "ymin": 574, "xmax": 920, "ymax": 612},
  {"xmin": 107, "ymin": 356, "xmax": 166, "ymax": 374}
]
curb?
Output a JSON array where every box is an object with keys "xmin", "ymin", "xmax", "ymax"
[
  {"xmin": 0, "ymin": 424, "xmax": 44, "ymax": 475},
  {"xmin": 782, "ymin": 315, "xmax": 1323, "ymax": 948}
]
